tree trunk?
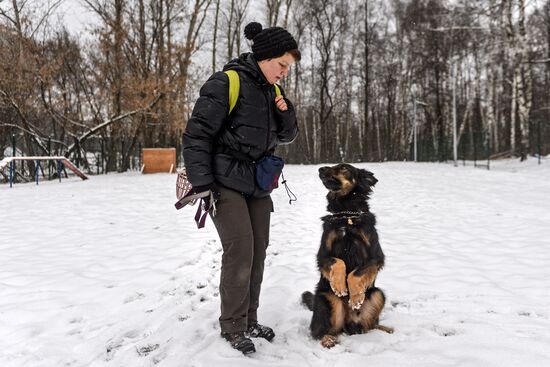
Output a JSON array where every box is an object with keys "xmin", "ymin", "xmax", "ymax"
[
  {"xmin": 484, "ymin": 0, "xmax": 498, "ymax": 157},
  {"xmin": 11, "ymin": 0, "xmax": 36, "ymax": 171},
  {"xmin": 266, "ymin": 0, "xmax": 281, "ymax": 27},
  {"xmin": 227, "ymin": 0, "xmax": 235, "ymax": 60},
  {"xmin": 212, "ymin": 0, "xmax": 220, "ymax": 73},
  {"xmin": 516, "ymin": 0, "xmax": 532, "ymax": 160}
]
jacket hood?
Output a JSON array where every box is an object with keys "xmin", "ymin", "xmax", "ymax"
[{"xmin": 223, "ymin": 52, "xmax": 269, "ymax": 85}]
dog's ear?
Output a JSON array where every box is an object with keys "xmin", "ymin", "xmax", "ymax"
[{"xmin": 358, "ymin": 169, "xmax": 377, "ymax": 189}]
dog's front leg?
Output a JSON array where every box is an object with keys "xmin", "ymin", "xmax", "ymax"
[
  {"xmin": 320, "ymin": 258, "xmax": 348, "ymax": 297},
  {"xmin": 347, "ymin": 265, "xmax": 378, "ymax": 309}
]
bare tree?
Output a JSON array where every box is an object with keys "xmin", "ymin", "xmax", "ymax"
[
  {"xmin": 212, "ymin": 0, "xmax": 220, "ymax": 73},
  {"xmin": 223, "ymin": 0, "xmax": 249, "ymax": 60},
  {"xmin": 515, "ymin": 0, "xmax": 533, "ymax": 160},
  {"xmin": 179, "ymin": 0, "xmax": 213, "ymax": 101},
  {"xmin": 2, "ymin": 0, "xmax": 549, "ymax": 170},
  {"xmin": 503, "ymin": 0, "xmax": 532, "ymax": 159},
  {"xmin": 265, "ymin": 0, "xmax": 282, "ymax": 27},
  {"xmin": 0, "ymin": 0, "xmax": 63, "ymax": 170}
]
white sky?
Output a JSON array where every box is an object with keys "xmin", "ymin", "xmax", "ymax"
[{"xmin": 56, "ymin": 0, "xmax": 98, "ymax": 37}]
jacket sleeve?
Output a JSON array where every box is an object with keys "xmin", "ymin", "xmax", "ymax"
[
  {"xmin": 182, "ymin": 71, "xmax": 229, "ymax": 187},
  {"xmin": 274, "ymin": 85, "xmax": 299, "ymax": 144}
]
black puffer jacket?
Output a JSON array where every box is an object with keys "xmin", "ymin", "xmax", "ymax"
[{"xmin": 182, "ymin": 53, "xmax": 298, "ymax": 197}]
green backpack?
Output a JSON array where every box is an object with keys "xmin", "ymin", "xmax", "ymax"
[{"xmin": 224, "ymin": 70, "xmax": 281, "ymax": 114}]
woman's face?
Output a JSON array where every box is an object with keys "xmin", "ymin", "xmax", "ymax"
[{"xmin": 258, "ymin": 52, "xmax": 296, "ymax": 85}]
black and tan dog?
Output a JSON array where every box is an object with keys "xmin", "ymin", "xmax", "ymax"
[{"xmin": 302, "ymin": 163, "xmax": 393, "ymax": 348}]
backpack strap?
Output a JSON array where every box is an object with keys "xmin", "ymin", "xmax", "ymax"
[
  {"xmin": 274, "ymin": 83, "xmax": 282, "ymax": 97},
  {"xmin": 224, "ymin": 70, "xmax": 240, "ymax": 114},
  {"xmin": 224, "ymin": 69, "xmax": 282, "ymax": 115}
]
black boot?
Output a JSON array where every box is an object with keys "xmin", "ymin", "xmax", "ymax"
[
  {"xmin": 221, "ymin": 332, "xmax": 256, "ymax": 354},
  {"xmin": 247, "ymin": 322, "xmax": 275, "ymax": 342}
]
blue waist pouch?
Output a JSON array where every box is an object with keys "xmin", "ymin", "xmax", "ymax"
[{"xmin": 255, "ymin": 154, "xmax": 284, "ymax": 191}]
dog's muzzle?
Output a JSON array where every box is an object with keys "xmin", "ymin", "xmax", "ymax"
[{"xmin": 319, "ymin": 168, "xmax": 340, "ymax": 191}]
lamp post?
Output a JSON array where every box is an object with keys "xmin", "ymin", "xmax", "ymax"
[
  {"xmin": 411, "ymin": 85, "xmax": 418, "ymax": 162},
  {"xmin": 452, "ymin": 60, "xmax": 458, "ymax": 167},
  {"xmin": 411, "ymin": 85, "xmax": 429, "ymax": 163}
]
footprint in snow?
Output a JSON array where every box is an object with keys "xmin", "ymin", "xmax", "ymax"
[
  {"xmin": 105, "ymin": 329, "xmax": 145, "ymax": 361},
  {"xmin": 124, "ymin": 292, "xmax": 146, "ymax": 304},
  {"xmin": 431, "ymin": 325, "xmax": 458, "ymax": 337},
  {"xmin": 69, "ymin": 317, "xmax": 83, "ymax": 324},
  {"xmin": 136, "ymin": 343, "xmax": 160, "ymax": 357}
]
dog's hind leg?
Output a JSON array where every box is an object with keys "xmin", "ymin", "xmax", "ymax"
[
  {"xmin": 310, "ymin": 292, "xmax": 345, "ymax": 348},
  {"xmin": 374, "ymin": 324, "xmax": 394, "ymax": 333},
  {"xmin": 301, "ymin": 291, "xmax": 314, "ymax": 311},
  {"xmin": 358, "ymin": 288, "xmax": 393, "ymax": 333}
]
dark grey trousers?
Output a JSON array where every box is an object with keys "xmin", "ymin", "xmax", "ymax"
[{"xmin": 210, "ymin": 185, "xmax": 273, "ymax": 334}]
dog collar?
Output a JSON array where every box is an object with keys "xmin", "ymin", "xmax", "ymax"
[
  {"xmin": 323, "ymin": 211, "xmax": 365, "ymax": 225},
  {"xmin": 330, "ymin": 211, "xmax": 365, "ymax": 216}
]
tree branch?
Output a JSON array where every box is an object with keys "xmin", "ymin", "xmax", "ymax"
[
  {"xmin": 29, "ymin": 0, "xmax": 64, "ymax": 39},
  {"xmin": 0, "ymin": 5, "xmax": 17, "ymax": 26},
  {"xmin": 0, "ymin": 88, "xmax": 49, "ymax": 154},
  {"xmin": 0, "ymin": 124, "xmax": 68, "ymax": 147},
  {"xmin": 427, "ymin": 26, "xmax": 488, "ymax": 32},
  {"xmin": 64, "ymin": 93, "xmax": 162, "ymax": 157}
]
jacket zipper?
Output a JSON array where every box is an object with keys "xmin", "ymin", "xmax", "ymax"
[{"xmin": 263, "ymin": 86, "xmax": 271, "ymax": 153}]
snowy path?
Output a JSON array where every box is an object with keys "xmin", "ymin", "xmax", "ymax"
[{"xmin": 1, "ymin": 160, "xmax": 549, "ymax": 366}]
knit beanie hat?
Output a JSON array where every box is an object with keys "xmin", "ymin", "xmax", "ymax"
[{"xmin": 244, "ymin": 22, "xmax": 300, "ymax": 61}]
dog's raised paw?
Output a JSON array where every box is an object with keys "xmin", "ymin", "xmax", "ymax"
[
  {"xmin": 349, "ymin": 293, "xmax": 365, "ymax": 309},
  {"xmin": 331, "ymin": 286, "xmax": 348, "ymax": 297},
  {"xmin": 320, "ymin": 334, "xmax": 337, "ymax": 348},
  {"xmin": 329, "ymin": 269, "xmax": 348, "ymax": 298}
]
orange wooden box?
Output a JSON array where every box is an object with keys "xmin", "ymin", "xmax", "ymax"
[{"xmin": 141, "ymin": 148, "xmax": 176, "ymax": 174}]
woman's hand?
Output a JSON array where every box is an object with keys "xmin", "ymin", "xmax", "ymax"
[{"xmin": 275, "ymin": 95, "xmax": 288, "ymax": 111}]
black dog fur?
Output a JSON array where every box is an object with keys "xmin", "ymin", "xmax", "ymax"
[{"xmin": 302, "ymin": 163, "xmax": 393, "ymax": 348}]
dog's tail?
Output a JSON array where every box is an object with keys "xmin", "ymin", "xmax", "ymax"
[{"xmin": 301, "ymin": 291, "xmax": 314, "ymax": 311}]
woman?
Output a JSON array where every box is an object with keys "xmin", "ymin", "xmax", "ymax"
[{"xmin": 182, "ymin": 22, "xmax": 300, "ymax": 354}]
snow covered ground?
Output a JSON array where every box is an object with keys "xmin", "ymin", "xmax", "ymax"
[{"xmin": 1, "ymin": 159, "xmax": 549, "ymax": 367}]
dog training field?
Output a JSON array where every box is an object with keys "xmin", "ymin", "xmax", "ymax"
[{"xmin": 1, "ymin": 160, "xmax": 549, "ymax": 366}]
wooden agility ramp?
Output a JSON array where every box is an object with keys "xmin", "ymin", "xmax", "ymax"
[{"xmin": 0, "ymin": 156, "xmax": 88, "ymax": 185}]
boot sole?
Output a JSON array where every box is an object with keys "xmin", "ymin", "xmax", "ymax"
[
  {"xmin": 241, "ymin": 345, "xmax": 256, "ymax": 355},
  {"xmin": 249, "ymin": 332, "xmax": 275, "ymax": 342}
]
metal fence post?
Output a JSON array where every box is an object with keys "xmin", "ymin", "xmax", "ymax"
[
  {"xmin": 120, "ymin": 139, "xmax": 124, "ymax": 172},
  {"xmin": 538, "ymin": 120, "xmax": 542, "ymax": 165},
  {"xmin": 35, "ymin": 160, "xmax": 40, "ymax": 185},
  {"xmin": 12, "ymin": 134, "xmax": 16, "ymax": 172},
  {"xmin": 48, "ymin": 137, "xmax": 52, "ymax": 179},
  {"xmin": 486, "ymin": 130, "xmax": 491, "ymax": 171},
  {"xmin": 138, "ymin": 142, "xmax": 142, "ymax": 169},
  {"xmin": 75, "ymin": 138, "xmax": 80, "ymax": 168},
  {"xmin": 101, "ymin": 139, "xmax": 105, "ymax": 174},
  {"xmin": 473, "ymin": 132, "xmax": 478, "ymax": 167},
  {"xmin": 460, "ymin": 138, "xmax": 467, "ymax": 166},
  {"xmin": 9, "ymin": 160, "xmax": 13, "ymax": 188}
]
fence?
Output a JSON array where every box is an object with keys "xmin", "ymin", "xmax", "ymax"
[
  {"xmin": 531, "ymin": 109, "xmax": 550, "ymax": 164},
  {"xmin": 413, "ymin": 130, "xmax": 491, "ymax": 168},
  {"xmin": 411, "ymin": 122, "xmax": 550, "ymax": 167},
  {"xmin": 1, "ymin": 133, "xmax": 185, "ymax": 184}
]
